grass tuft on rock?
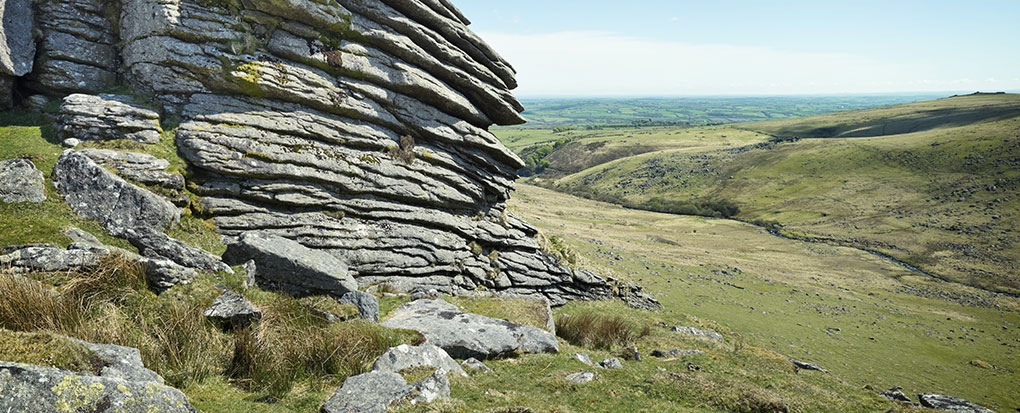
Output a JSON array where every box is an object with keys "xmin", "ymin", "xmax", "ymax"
[{"xmin": 0, "ymin": 329, "xmax": 104, "ymax": 374}]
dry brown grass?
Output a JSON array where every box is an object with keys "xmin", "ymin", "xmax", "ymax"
[
  {"xmin": 0, "ymin": 273, "xmax": 79, "ymax": 332},
  {"xmin": 555, "ymin": 312, "xmax": 649, "ymax": 350}
]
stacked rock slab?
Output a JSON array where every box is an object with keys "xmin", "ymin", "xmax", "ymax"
[
  {"xmin": 27, "ymin": 0, "xmax": 118, "ymax": 94},
  {"xmin": 96, "ymin": 0, "xmax": 659, "ymax": 307}
]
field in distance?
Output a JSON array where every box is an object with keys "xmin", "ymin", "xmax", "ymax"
[{"xmin": 528, "ymin": 93, "xmax": 1020, "ymax": 296}]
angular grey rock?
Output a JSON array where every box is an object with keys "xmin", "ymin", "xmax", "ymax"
[
  {"xmin": 671, "ymin": 326, "xmax": 724, "ymax": 341},
  {"xmin": 338, "ymin": 290, "xmax": 380, "ymax": 322},
  {"xmin": 141, "ymin": 256, "xmax": 199, "ymax": 292},
  {"xmin": 564, "ymin": 371, "xmax": 595, "ymax": 384},
  {"xmin": 918, "ymin": 393, "xmax": 994, "ymax": 413},
  {"xmin": 64, "ymin": 226, "xmax": 102, "ymax": 245},
  {"xmin": 651, "ymin": 349, "xmax": 705, "ymax": 358},
  {"xmin": 62, "ymin": 138, "xmax": 81, "ymax": 148},
  {"xmin": 600, "ymin": 358, "xmax": 623, "ymax": 369},
  {"xmin": 123, "ymin": 227, "xmax": 232, "ymax": 274},
  {"xmin": 58, "ymin": 94, "xmax": 162, "ymax": 144},
  {"xmin": 320, "ymin": 369, "xmax": 450, "ymax": 413},
  {"xmin": 0, "ymin": 159, "xmax": 46, "ymax": 203},
  {"xmin": 71, "ymin": 339, "xmax": 163, "ymax": 383},
  {"xmin": 573, "ymin": 353, "xmax": 594, "ymax": 367},
  {"xmin": 791, "ymin": 359, "xmax": 826, "ymax": 373},
  {"xmin": 0, "ymin": 243, "xmax": 109, "ymax": 273},
  {"xmin": 53, "ymin": 150, "xmax": 180, "ymax": 238},
  {"xmin": 80, "ymin": 149, "xmax": 185, "ymax": 190},
  {"xmin": 0, "ymin": 0, "xmax": 35, "ymax": 77},
  {"xmin": 380, "ymin": 299, "xmax": 558, "ymax": 359},
  {"xmin": 880, "ymin": 389, "xmax": 914, "ymax": 403},
  {"xmin": 460, "ymin": 357, "xmax": 491, "ymax": 373},
  {"xmin": 203, "ymin": 289, "xmax": 262, "ymax": 329},
  {"xmin": 371, "ymin": 344, "xmax": 466, "ymax": 377},
  {"xmin": 223, "ymin": 231, "xmax": 358, "ymax": 297}
]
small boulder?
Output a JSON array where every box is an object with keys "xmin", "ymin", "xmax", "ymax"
[
  {"xmin": 671, "ymin": 326, "xmax": 724, "ymax": 341},
  {"xmin": 651, "ymin": 349, "xmax": 705, "ymax": 358},
  {"xmin": 203, "ymin": 289, "xmax": 262, "ymax": 329},
  {"xmin": 0, "ymin": 159, "xmax": 45, "ymax": 203},
  {"xmin": 70, "ymin": 339, "xmax": 163, "ymax": 383},
  {"xmin": 223, "ymin": 232, "xmax": 359, "ymax": 298},
  {"xmin": 791, "ymin": 359, "xmax": 826, "ymax": 373},
  {"xmin": 918, "ymin": 393, "xmax": 994, "ymax": 413},
  {"xmin": 380, "ymin": 299, "xmax": 559, "ymax": 359},
  {"xmin": 600, "ymin": 358, "xmax": 623, "ymax": 369},
  {"xmin": 57, "ymin": 94, "xmax": 162, "ymax": 144},
  {"xmin": 62, "ymin": 138, "xmax": 81, "ymax": 148},
  {"xmin": 371, "ymin": 344, "xmax": 466, "ymax": 378},
  {"xmin": 461, "ymin": 358, "xmax": 491, "ymax": 373},
  {"xmin": 573, "ymin": 353, "xmax": 594, "ymax": 367},
  {"xmin": 879, "ymin": 388, "xmax": 915, "ymax": 404},
  {"xmin": 565, "ymin": 371, "xmax": 595, "ymax": 384},
  {"xmin": 338, "ymin": 290, "xmax": 380, "ymax": 322},
  {"xmin": 242, "ymin": 259, "xmax": 257, "ymax": 289}
]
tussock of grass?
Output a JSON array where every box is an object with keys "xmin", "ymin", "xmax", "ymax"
[
  {"xmin": 555, "ymin": 312, "xmax": 649, "ymax": 350},
  {"xmin": 0, "ymin": 273, "xmax": 79, "ymax": 332},
  {"xmin": 227, "ymin": 294, "xmax": 415, "ymax": 399}
]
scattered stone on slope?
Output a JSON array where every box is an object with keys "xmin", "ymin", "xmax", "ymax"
[
  {"xmin": 28, "ymin": 0, "xmax": 117, "ymax": 94},
  {"xmin": 600, "ymin": 358, "xmax": 623, "ymax": 369},
  {"xmin": 338, "ymin": 290, "xmax": 380, "ymax": 322},
  {"xmin": 918, "ymin": 393, "xmax": 994, "ymax": 413},
  {"xmin": 53, "ymin": 150, "xmax": 179, "ymax": 238},
  {"xmin": 0, "ymin": 336, "xmax": 195, "ymax": 413},
  {"xmin": 879, "ymin": 388, "xmax": 915, "ymax": 404},
  {"xmin": 670, "ymin": 326, "xmax": 724, "ymax": 341},
  {"xmin": 58, "ymin": 94, "xmax": 162, "ymax": 144},
  {"xmin": 0, "ymin": 159, "xmax": 46, "ymax": 203},
  {"xmin": 380, "ymin": 299, "xmax": 559, "ymax": 359},
  {"xmin": 573, "ymin": 353, "xmax": 594, "ymax": 367},
  {"xmin": 564, "ymin": 371, "xmax": 595, "ymax": 384},
  {"xmin": 791, "ymin": 360, "xmax": 826, "ymax": 373},
  {"xmin": 371, "ymin": 344, "xmax": 466, "ymax": 378},
  {"xmin": 460, "ymin": 358, "xmax": 491, "ymax": 373},
  {"xmin": 320, "ymin": 369, "xmax": 450, "ymax": 413},
  {"xmin": 0, "ymin": 243, "xmax": 109, "ymax": 273},
  {"xmin": 203, "ymin": 288, "xmax": 262, "ymax": 329},
  {"xmin": 223, "ymin": 231, "xmax": 359, "ymax": 297},
  {"xmin": 122, "ymin": 227, "xmax": 231, "ymax": 274},
  {"xmin": 623, "ymin": 345, "xmax": 642, "ymax": 362},
  {"xmin": 651, "ymin": 349, "xmax": 705, "ymax": 359},
  {"xmin": 80, "ymin": 149, "xmax": 184, "ymax": 190}
]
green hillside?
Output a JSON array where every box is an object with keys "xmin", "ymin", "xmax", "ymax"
[{"xmin": 547, "ymin": 94, "xmax": 1020, "ymax": 295}]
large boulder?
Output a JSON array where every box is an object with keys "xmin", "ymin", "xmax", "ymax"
[
  {"xmin": 58, "ymin": 94, "xmax": 163, "ymax": 144},
  {"xmin": 53, "ymin": 150, "xmax": 179, "ymax": 238},
  {"xmin": 0, "ymin": 0, "xmax": 35, "ymax": 77},
  {"xmin": 223, "ymin": 231, "xmax": 359, "ymax": 297},
  {"xmin": 0, "ymin": 336, "xmax": 195, "ymax": 413},
  {"xmin": 380, "ymin": 299, "xmax": 559, "ymax": 359},
  {"xmin": 371, "ymin": 344, "xmax": 466, "ymax": 377},
  {"xmin": 320, "ymin": 369, "xmax": 449, "ymax": 413},
  {"xmin": 0, "ymin": 159, "xmax": 45, "ymax": 203},
  {"xmin": 917, "ymin": 393, "xmax": 994, "ymax": 413}
]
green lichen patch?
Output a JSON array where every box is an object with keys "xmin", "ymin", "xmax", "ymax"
[
  {"xmin": 0, "ymin": 329, "xmax": 104, "ymax": 374},
  {"xmin": 396, "ymin": 366, "xmax": 436, "ymax": 384}
]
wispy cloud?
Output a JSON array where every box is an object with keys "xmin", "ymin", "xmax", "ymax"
[{"xmin": 479, "ymin": 31, "xmax": 1014, "ymax": 96}]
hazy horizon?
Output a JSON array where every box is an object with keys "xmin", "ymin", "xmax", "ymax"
[{"xmin": 457, "ymin": 1, "xmax": 1020, "ymax": 96}]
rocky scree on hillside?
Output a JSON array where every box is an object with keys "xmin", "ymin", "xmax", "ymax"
[{"xmin": 1, "ymin": 0, "xmax": 658, "ymax": 307}]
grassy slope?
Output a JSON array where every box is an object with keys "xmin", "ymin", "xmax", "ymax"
[
  {"xmin": 508, "ymin": 184, "xmax": 1020, "ymax": 412},
  {"xmin": 554, "ymin": 94, "xmax": 1020, "ymax": 295}
]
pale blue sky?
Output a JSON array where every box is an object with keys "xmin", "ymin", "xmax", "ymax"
[{"xmin": 456, "ymin": 1, "xmax": 1020, "ymax": 96}]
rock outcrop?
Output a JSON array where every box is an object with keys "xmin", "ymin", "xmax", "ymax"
[
  {"xmin": 0, "ymin": 159, "xmax": 46, "ymax": 203},
  {"xmin": 917, "ymin": 393, "xmax": 994, "ymax": 413},
  {"xmin": 79, "ymin": 149, "xmax": 184, "ymax": 191},
  {"xmin": 11, "ymin": 0, "xmax": 657, "ymax": 308},
  {"xmin": 380, "ymin": 298, "xmax": 559, "ymax": 359},
  {"xmin": 320, "ymin": 369, "xmax": 449, "ymax": 413},
  {"xmin": 371, "ymin": 344, "xmax": 466, "ymax": 377}
]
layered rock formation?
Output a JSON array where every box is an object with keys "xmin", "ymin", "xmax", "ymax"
[{"xmin": 10, "ymin": 0, "xmax": 657, "ymax": 308}]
